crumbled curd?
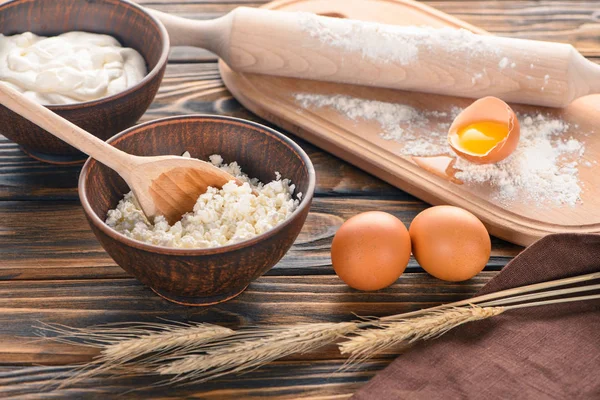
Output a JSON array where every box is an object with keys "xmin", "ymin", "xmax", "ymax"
[{"xmin": 105, "ymin": 154, "xmax": 301, "ymax": 249}]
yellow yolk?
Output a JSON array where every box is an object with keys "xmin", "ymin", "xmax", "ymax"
[{"xmin": 455, "ymin": 121, "xmax": 509, "ymax": 155}]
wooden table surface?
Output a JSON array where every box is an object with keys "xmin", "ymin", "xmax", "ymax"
[{"xmin": 1, "ymin": 0, "xmax": 598, "ymax": 398}]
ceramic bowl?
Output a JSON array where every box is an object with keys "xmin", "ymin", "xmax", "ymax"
[
  {"xmin": 0, "ymin": 0, "xmax": 169, "ymax": 164},
  {"xmin": 79, "ymin": 115, "xmax": 316, "ymax": 306}
]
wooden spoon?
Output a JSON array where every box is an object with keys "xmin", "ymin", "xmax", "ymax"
[
  {"xmin": 148, "ymin": 7, "xmax": 600, "ymax": 108},
  {"xmin": 0, "ymin": 83, "xmax": 240, "ymax": 224}
]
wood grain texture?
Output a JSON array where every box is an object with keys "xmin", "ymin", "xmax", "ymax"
[
  {"xmin": 0, "ymin": 0, "xmax": 593, "ymax": 397},
  {"xmin": 0, "ymin": 63, "xmax": 410, "ymax": 202},
  {"xmin": 0, "ymin": 361, "xmax": 378, "ymax": 399},
  {"xmin": 146, "ymin": 1, "xmax": 600, "ymax": 62},
  {"xmin": 160, "ymin": 3, "xmax": 600, "ymax": 107},
  {"xmin": 0, "ymin": 272, "xmax": 493, "ymax": 364},
  {"xmin": 0, "ymin": 200, "xmax": 520, "ymax": 280},
  {"xmin": 0, "ymin": 84, "xmax": 250, "ymax": 230},
  {"xmin": 0, "ymin": 271, "xmax": 490, "ymax": 398},
  {"xmin": 220, "ymin": 0, "xmax": 600, "ymax": 246},
  {"xmin": 0, "ymin": 0, "xmax": 169, "ymax": 162},
  {"xmin": 0, "ymin": 134, "xmax": 403, "ymax": 201}
]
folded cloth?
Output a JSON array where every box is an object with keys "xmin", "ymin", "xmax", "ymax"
[{"xmin": 352, "ymin": 233, "xmax": 600, "ymax": 400}]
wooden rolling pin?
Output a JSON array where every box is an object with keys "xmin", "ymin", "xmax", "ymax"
[{"xmin": 149, "ymin": 7, "xmax": 599, "ymax": 107}]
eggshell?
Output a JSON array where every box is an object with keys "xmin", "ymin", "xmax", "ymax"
[
  {"xmin": 448, "ymin": 96, "xmax": 520, "ymax": 164},
  {"xmin": 409, "ymin": 206, "xmax": 490, "ymax": 282},
  {"xmin": 331, "ymin": 211, "xmax": 411, "ymax": 291}
]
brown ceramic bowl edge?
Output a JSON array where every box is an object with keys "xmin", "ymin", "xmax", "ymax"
[
  {"xmin": 78, "ymin": 115, "xmax": 316, "ymax": 257},
  {"xmin": 0, "ymin": 0, "xmax": 170, "ymax": 111}
]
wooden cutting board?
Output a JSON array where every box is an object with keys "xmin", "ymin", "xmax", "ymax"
[{"xmin": 219, "ymin": 0, "xmax": 600, "ymax": 246}]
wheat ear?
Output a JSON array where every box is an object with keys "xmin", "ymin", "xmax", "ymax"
[
  {"xmin": 35, "ymin": 273, "xmax": 598, "ymax": 389},
  {"xmin": 37, "ymin": 321, "xmax": 234, "ymax": 388},
  {"xmin": 38, "ymin": 321, "xmax": 234, "ymax": 364},
  {"xmin": 339, "ymin": 305, "xmax": 504, "ymax": 364},
  {"xmin": 158, "ymin": 322, "xmax": 359, "ymax": 384}
]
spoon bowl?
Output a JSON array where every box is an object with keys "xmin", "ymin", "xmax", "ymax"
[{"xmin": 124, "ymin": 155, "xmax": 243, "ymax": 224}]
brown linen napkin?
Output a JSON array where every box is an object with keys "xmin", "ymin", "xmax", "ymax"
[{"xmin": 352, "ymin": 233, "xmax": 600, "ymax": 400}]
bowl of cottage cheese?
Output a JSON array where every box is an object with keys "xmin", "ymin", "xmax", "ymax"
[
  {"xmin": 79, "ymin": 115, "xmax": 316, "ymax": 306},
  {"xmin": 0, "ymin": 0, "xmax": 169, "ymax": 163}
]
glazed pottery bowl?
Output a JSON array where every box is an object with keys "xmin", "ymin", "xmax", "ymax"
[
  {"xmin": 79, "ymin": 115, "xmax": 316, "ymax": 306},
  {"xmin": 0, "ymin": 0, "xmax": 169, "ymax": 164}
]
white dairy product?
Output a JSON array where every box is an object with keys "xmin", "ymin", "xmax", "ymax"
[
  {"xmin": 0, "ymin": 31, "xmax": 147, "ymax": 105},
  {"xmin": 106, "ymin": 154, "xmax": 302, "ymax": 249}
]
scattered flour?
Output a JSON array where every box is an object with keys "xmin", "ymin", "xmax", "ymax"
[
  {"xmin": 298, "ymin": 13, "xmax": 500, "ymax": 66},
  {"xmin": 298, "ymin": 14, "xmax": 538, "ymax": 94},
  {"xmin": 455, "ymin": 115, "xmax": 583, "ymax": 206},
  {"xmin": 295, "ymin": 93, "xmax": 455, "ymax": 156},
  {"xmin": 295, "ymin": 93, "xmax": 587, "ymax": 206},
  {"xmin": 498, "ymin": 57, "xmax": 509, "ymax": 69},
  {"xmin": 106, "ymin": 155, "xmax": 301, "ymax": 248},
  {"xmin": 471, "ymin": 72, "xmax": 484, "ymax": 84}
]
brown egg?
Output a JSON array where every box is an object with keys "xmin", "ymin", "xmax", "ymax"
[
  {"xmin": 331, "ymin": 211, "xmax": 411, "ymax": 291},
  {"xmin": 448, "ymin": 96, "xmax": 520, "ymax": 164},
  {"xmin": 409, "ymin": 206, "xmax": 490, "ymax": 282}
]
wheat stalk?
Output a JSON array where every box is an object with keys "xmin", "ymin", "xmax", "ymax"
[
  {"xmin": 339, "ymin": 306, "xmax": 504, "ymax": 364},
  {"xmin": 158, "ymin": 322, "xmax": 359, "ymax": 383},
  {"xmin": 36, "ymin": 321, "xmax": 234, "ymax": 388},
  {"xmin": 379, "ymin": 272, "xmax": 600, "ymax": 322},
  {"xmin": 35, "ymin": 273, "xmax": 599, "ymax": 389},
  {"xmin": 104, "ymin": 325, "xmax": 233, "ymax": 365},
  {"xmin": 38, "ymin": 321, "xmax": 234, "ymax": 364}
]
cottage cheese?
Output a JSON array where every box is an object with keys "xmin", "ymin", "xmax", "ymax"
[
  {"xmin": 0, "ymin": 31, "xmax": 147, "ymax": 105},
  {"xmin": 105, "ymin": 154, "xmax": 301, "ymax": 249}
]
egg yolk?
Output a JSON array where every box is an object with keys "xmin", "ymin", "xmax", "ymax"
[{"xmin": 456, "ymin": 121, "xmax": 508, "ymax": 155}]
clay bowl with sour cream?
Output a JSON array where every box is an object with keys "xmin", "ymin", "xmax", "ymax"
[
  {"xmin": 0, "ymin": 0, "xmax": 169, "ymax": 164},
  {"xmin": 79, "ymin": 115, "xmax": 316, "ymax": 306}
]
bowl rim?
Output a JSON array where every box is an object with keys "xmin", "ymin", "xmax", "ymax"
[
  {"xmin": 0, "ymin": 0, "xmax": 170, "ymax": 109},
  {"xmin": 78, "ymin": 114, "xmax": 317, "ymax": 256}
]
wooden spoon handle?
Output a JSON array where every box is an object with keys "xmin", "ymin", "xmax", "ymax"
[
  {"xmin": 0, "ymin": 83, "xmax": 131, "ymax": 172},
  {"xmin": 150, "ymin": 7, "xmax": 600, "ymax": 107}
]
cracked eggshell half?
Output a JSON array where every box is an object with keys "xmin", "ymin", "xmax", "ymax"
[{"xmin": 448, "ymin": 96, "xmax": 520, "ymax": 164}]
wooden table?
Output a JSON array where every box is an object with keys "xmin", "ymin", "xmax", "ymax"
[{"xmin": 1, "ymin": 0, "xmax": 598, "ymax": 398}]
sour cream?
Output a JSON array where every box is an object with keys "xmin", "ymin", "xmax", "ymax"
[{"xmin": 0, "ymin": 31, "xmax": 147, "ymax": 105}]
